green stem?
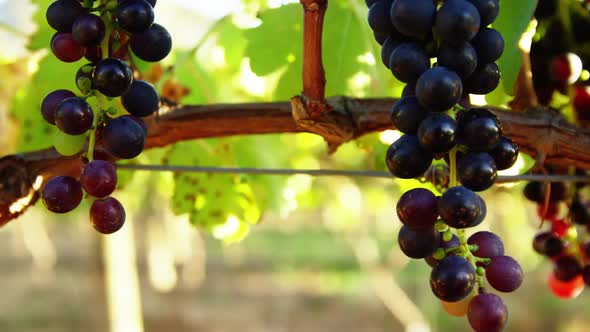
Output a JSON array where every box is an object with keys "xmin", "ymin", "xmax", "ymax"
[
  {"xmin": 84, "ymin": 0, "xmax": 94, "ymax": 9},
  {"xmin": 449, "ymin": 147, "xmax": 458, "ymax": 188}
]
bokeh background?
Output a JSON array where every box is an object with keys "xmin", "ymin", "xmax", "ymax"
[{"xmin": 0, "ymin": 1, "xmax": 589, "ymax": 331}]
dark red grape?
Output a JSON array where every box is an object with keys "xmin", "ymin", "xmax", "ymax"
[
  {"xmin": 121, "ymin": 80, "xmax": 160, "ymax": 117},
  {"xmin": 81, "ymin": 160, "xmax": 118, "ymax": 198},
  {"xmin": 417, "ymin": 113, "xmax": 457, "ymax": 153},
  {"xmin": 90, "ymin": 197, "xmax": 126, "ymax": 234},
  {"xmin": 85, "ymin": 46, "xmax": 102, "ymax": 63},
  {"xmin": 468, "ymin": 231, "xmax": 505, "ymax": 258},
  {"xmin": 72, "ymin": 14, "xmax": 106, "ymax": 46},
  {"xmin": 398, "ymin": 225, "xmax": 440, "ymax": 259},
  {"xmin": 467, "ymin": 293, "xmax": 508, "ymax": 332},
  {"xmin": 457, "ymin": 108, "xmax": 502, "ymax": 151},
  {"xmin": 435, "ymin": 0, "xmax": 481, "ymax": 45},
  {"xmin": 389, "ymin": 42, "xmax": 430, "ymax": 83},
  {"xmin": 396, "ymin": 188, "xmax": 439, "ymax": 229},
  {"xmin": 523, "ymin": 182, "xmax": 568, "ymax": 204},
  {"xmin": 46, "ymin": 0, "xmax": 85, "ymax": 32},
  {"xmin": 385, "ymin": 135, "xmax": 433, "ymax": 179},
  {"xmin": 437, "ymin": 42, "xmax": 478, "ymax": 78},
  {"xmin": 489, "ymin": 136, "xmax": 519, "ymax": 170},
  {"xmin": 486, "ymin": 256, "xmax": 523, "ymax": 292},
  {"xmin": 93, "ymin": 58, "xmax": 134, "ymax": 97},
  {"xmin": 532, "ymin": 232, "xmax": 564, "ymax": 257},
  {"xmin": 416, "ymin": 67, "xmax": 463, "ymax": 112},
  {"xmin": 103, "ymin": 116, "xmax": 146, "ymax": 159},
  {"xmin": 55, "ymin": 97, "xmax": 94, "ymax": 135},
  {"xmin": 390, "ymin": 96, "xmax": 429, "ymax": 134},
  {"xmin": 114, "ymin": 0, "xmax": 155, "ymax": 34},
  {"xmin": 41, "ymin": 176, "xmax": 83, "ymax": 213},
  {"xmin": 554, "ymin": 256, "xmax": 582, "ymax": 282},
  {"xmin": 574, "ymin": 86, "xmax": 590, "ymax": 124},
  {"xmin": 130, "ymin": 23, "xmax": 172, "ymax": 62},
  {"xmin": 438, "ymin": 186, "xmax": 486, "ymax": 229},
  {"xmin": 51, "ymin": 33, "xmax": 85, "ymax": 63},
  {"xmin": 430, "ymin": 255, "xmax": 476, "ymax": 302},
  {"xmin": 390, "ymin": 0, "xmax": 436, "ymax": 39},
  {"xmin": 41, "ymin": 89, "xmax": 76, "ymax": 125},
  {"xmin": 571, "ymin": 196, "xmax": 590, "ymax": 225},
  {"xmin": 457, "ymin": 152, "xmax": 497, "ymax": 192}
]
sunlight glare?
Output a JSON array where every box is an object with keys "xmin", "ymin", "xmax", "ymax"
[{"xmin": 379, "ymin": 130, "xmax": 402, "ymax": 145}]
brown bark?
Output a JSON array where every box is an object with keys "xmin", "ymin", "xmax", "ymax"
[{"xmin": 2, "ymin": 97, "xmax": 590, "ymax": 226}]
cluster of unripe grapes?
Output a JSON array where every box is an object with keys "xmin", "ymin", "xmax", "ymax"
[
  {"xmin": 39, "ymin": 0, "xmax": 171, "ymax": 234},
  {"xmin": 524, "ymin": 178, "xmax": 590, "ymax": 298},
  {"xmin": 366, "ymin": 0, "xmax": 522, "ymax": 330}
]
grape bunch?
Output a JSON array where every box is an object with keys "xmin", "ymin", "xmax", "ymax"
[
  {"xmin": 366, "ymin": 0, "xmax": 522, "ymax": 330},
  {"xmin": 523, "ymin": 175, "xmax": 590, "ymax": 299},
  {"xmin": 39, "ymin": 0, "xmax": 171, "ymax": 234}
]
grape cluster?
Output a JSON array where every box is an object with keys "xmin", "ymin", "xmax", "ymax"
[
  {"xmin": 366, "ymin": 0, "xmax": 522, "ymax": 330},
  {"xmin": 524, "ymin": 176, "xmax": 590, "ymax": 299},
  {"xmin": 39, "ymin": 0, "xmax": 171, "ymax": 234}
]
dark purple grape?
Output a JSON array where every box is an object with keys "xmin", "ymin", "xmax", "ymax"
[
  {"xmin": 120, "ymin": 0, "xmax": 156, "ymax": 7},
  {"xmin": 437, "ymin": 42, "xmax": 478, "ymax": 78},
  {"xmin": 385, "ymin": 135, "xmax": 433, "ymax": 179},
  {"xmin": 398, "ymin": 225, "xmax": 440, "ymax": 259},
  {"xmin": 55, "ymin": 97, "xmax": 94, "ymax": 135},
  {"xmin": 390, "ymin": 96, "xmax": 429, "ymax": 134},
  {"xmin": 103, "ymin": 116, "xmax": 146, "ymax": 159},
  {"xmin": 72, "ymin": 14, "xmax": 105, "ymax": 46},
  {"xmin": 373, "ymin": 31, "xmax": 388, "ymax": 45},
  {"xmin": 46, "ymin": 0, "xmax": 85, "ymax": 32},
  {"xmin": 401, "ymin": 82, "xmax": 415, "ymax": 96},
  {"xmin": 430, "ymin": 255, "xmax": 476, "ymax": 302},
  {"xmin": 389, "ymin": 42, "xmax": 430, "ymax": 83},
  {"xmin": 416, "ymin": 67, "xmax": 463, "ymax": 112},
  {"xmin": 467, "ymin": 0, "xmax": 499, "ymax": 26},
  {"xmin": 114, "ymin": 0, "xmax": 155, "ymax": 34},
  {"xmin": 41, "ymin": 89, "xmax": 76, "ymax": 125},
  {"xmin": 121, "ymin": 80, "xmax": 160, "ymax": 117},
  {"xmin": 126, "ymin": 115, "xmax": 148, "ymax": 135},
  {"xmin": 425, "ymin": 234, "xmax": 461, "ymax": 267},
  {"xmin": 396, "ymin": 188, "xmax": 439, "ymax": 228},
  {"xmin": 81, "ymin": 160, "xmax": 118, "ymax": 198},
  {"xmin": 90, "ymin": 197, "xmax": 126, "ymax": 234},
  {"xmin": 486, "ymin": 256, "xmax": 523, "ymax": 292},
  {"xmin": 438, "ymin": 186, "xmax": 486, "ymax": 229},
  {"xmin": 523, "ymin": 182, "xmax": 568, "ymax": 204},
  {"xmin": 85, "ymin": 46, "xmax": 102, "ymax": 63},
  {"xmin": 75, "ymin": 63, "xmax": 95, "ymax": 93},
  {"xmin": 532, "ymin": 232, "xmax": 564, "ymax": 257},
  {"xmin": 367, "ymin": 0, "xmax": 394, "ymax": 35},
  {"xmin": 435, "ymin": 0, "xmax": 481, "ymax": 45},
  {"xmin": 457, "ymin": 152, "xmax": 497, "ymax": 191},
  {"xmin": 467, "ymin": 293, "xmax": 508, "ymax": 332},
  {"xmin": 130, "ymin": 23, "xmax": 172, "ymax": 62},
  {"xmin": 390, "ymin": 0, "xmax": 436, "ymax": 39},
  {"xmin": 381, "ymin": 36, "xmax": 400, "ymax": 69},
  {"xmin": 583, "ymin": 265, "xmax": 590, "ymax": 286},
  {"xmin": 457, "ymin": 108, "xmax": 502, "ymax": 151},
  {"xmin": 417, "ymin": 113, "xmax": 457, "ymax": 153},
  {"xmin": 554, "ymin": 256, "xmax": 582, "ymax": 282},
  {"xmin": 464, "ymin": 62, "xmax": 501, "ymax": 94},
  {"xmin": 93, "ymin": 58, "xmax": 134, "ymax": 97},
  {"xmin": 468, "ymin": 231, "xmax": 505, "ymax": 258},
  {"xmin": 51, "ymin": 33, "xmax": 85, "ymax": 63},
  {"xmin": 365, "ymin": 0, "xmax": 378, "ymax": 7},
  {"xmin": 570, "ymin": 197, "xmax": 590, "ymax": 225},
  {"xmin": 489, "ymin": 136, "xmax": 519, "ymax": 170},
  {"xmin": 41, "ymin": 176, "xmax": 83, "ymax": 213},
  {"xmin": 471, "ymin": 28, "xmax": 504, "ymax": 64}
]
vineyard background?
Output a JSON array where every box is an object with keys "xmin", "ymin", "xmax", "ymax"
[{"xmin": 1, "ymin": 0, "xmax": 590, "ymax": 331}]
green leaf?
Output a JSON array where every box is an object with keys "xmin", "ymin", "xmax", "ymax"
[
  {"xmin": 495, "ymin": 0, "xmax": 536, "ymax": 95},
  {"xmin": 28, "ymin": 0, "xmax": 55, "ymax": 51}
]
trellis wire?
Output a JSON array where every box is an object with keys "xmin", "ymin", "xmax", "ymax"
[{"xmin": 116, "ymin": 164, "xmax": 590, "ymax": 183}]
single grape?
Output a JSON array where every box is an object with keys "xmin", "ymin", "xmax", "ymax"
[
  {"xmin": 467, "ymin": 0, "xmax": 499, "ymax": 26},
  {"xmin": 53, "ymin": 130, "xmax": 87, "ymax": 156},
  {"xmin": 102, "ymin": 116, "xmax": 147, "ymax": 159},
  {"xmin": 41, "ymin": 176, "xmax": 83, "ymax": 214},
  {"xmin": 114, "ymin": 0, "xmax": 155, "ymax": 34},
  {"xmin": 438, "ymin": 186, "xmax": 486, "ymax": 229},
  {"xmin": 467, "ymin": 293, "xmax": 508, "ymax": 332},
  {"xmin": 90, "ymin": 197, "xmax": 126, "ymax": 234},
  {"xmin": 55, "ymin": 97, "xmax": 94, "ymax": 135},
  {"xmin": 468, "ymin": 231, "xmax": 504, "ymax": 258},
  {"xmin": 471, "ymin": 28, "xmax": 504, "ymax": 64},
  {"xmin": 85, "ymin": 46, "xmax": 102, "ymax": 63},
  {"xmin": 442, "ymin": 294, "xmax": 473, "ymax": 317},
  {"xmin": 41, "ymin": 89, "xmax": 76, "ymax": 125},
  {"xmin": 390, "ymin": 96, "xmax": 429, "ymax": 134},
  {"xmin": 388, "ymin": 42, "xmax": 430, "ymax": 83},
  {"xmin": 93, "ymin": 58, "xmax": 134, "ymax": 97},
  {"xmin": 430, "ymin": 255, "xmax": 476, "ymax": 302},
  {"xmin": 81, "ymin": 160, "xmax": 118, "ymax": 198},
  {"xmin": 435, "ymin": 0, "xmax": 481, "ymax": 45},
  {"xmin": 486, "ymin": 256, "xmax": 524, "ymax": 292},
  {"xmin": 464, "ymin": 62, "xmax": 501, "ymax": 94},
  {"xmin": 457, "ymin": 108, "xmax": 502, "ymax": 151},
  {"xmin": 398, "ymin": 225, "xmax": 440, "ymax": 259},
  {"xmin": 396, "ymin": 188, "xmax": 439, "ymax": 229},
  {"xmin": 72, "ymin": 14, "xmax": 106, "ymax": 46},
  {"xmin": 367, "ymin": 0, "xmax": 394, "ymax": 35},
  {"xmin": 51, "ymin": 33, "xmax": 85, "ymax": 63},
  {"xmin": 76, "ymin": 63, "xmax": 95, "ymax": 94},
  {"xmin": 554, "ymin": 256, "xmax": 582, "ymax": 282},
  {"xmin": 551, "ymin": 218, "xmax": 569, "ymax": 237},
  {"xmin": 415, "ymin": 67, "xmax": 463, "ymax": 112},
  {"xmin": 523, "ymin": 181, "xmax": 568, "ymax": 204},
  {"xmin": 46, "ymin": 0, "xmax": 85, "ymax": 32},
  {"xmin": 571, "ymin": 198, "xmax": 590, "ymax": 225},
  {"xmin": 390, "ymin": 0, "xmax": 437, "ymax": 39},
  {"xmin": 401, "ymin": 82, "xmax": 415, "ymax": 96},
  {"xmin": 437, "ymin": 42, "xmax": 478, "ymax": 78},
  {"xmin": 373, "ymin": 31, "xmax": 388, "ymax": 45},
  {"xmin": 385, "ymin": 135, "xmax": 433, "ymax": 179},
  {"xmin": 489, "ymin": 136, "xmax": 519, "ymax": 170},
  {"xmin": 417, "ymin": 113, "xmax": 457, "ymax": 153},
  {"xmin": 121, "ymin": 80, "xmax": 160, "ymax": 117},
  {"xmin": 130, "ymin": 23, "xmax": 172, "ymax": 62},
  {"xmin": 533, "ymin": 232, "xmax": 564, "ymax": 257},
  {"xmin": 457, "ymin": 152, "xmax": 497, "ymax": 192},
  {"xmin": 548, "ymin": 272, "xmax": 584, "ymax": 299},
  {"xmin": 574, "ymin": 86, "xmax": 590, "ymax": 124}
]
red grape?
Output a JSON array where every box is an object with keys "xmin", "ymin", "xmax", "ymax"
[
  {"xmin": 81, "ymin": 160, "xmax": 117, "ymax": 198},
  {"xmin": 51, "ymin": 33, "xmax": 85, "ymax": 63},
  {"xmin": 90, "ymin": 197, "xmax": 126, "ymax": 234},
  {"xmin": 467, "ymin": 293, "xmax": 508, "ymax": 332},
  {"xmin": 41, "ymin": 176, "xmax": 83, "ymax": 213}
]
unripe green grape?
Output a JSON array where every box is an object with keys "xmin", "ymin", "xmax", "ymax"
[{"xmin": 53, "ymin": 130, "xmax": 87, "ymax": 156}]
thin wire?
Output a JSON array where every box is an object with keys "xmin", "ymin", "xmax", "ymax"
[{"xmin": 116, "ymin": 164, "xmax": 590, "ymax": 183}]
